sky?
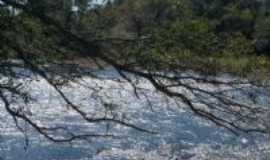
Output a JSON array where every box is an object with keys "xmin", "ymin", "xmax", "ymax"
[{"xmin": 91, "ymin": 0, "xmax": 109, "ymax": 5}]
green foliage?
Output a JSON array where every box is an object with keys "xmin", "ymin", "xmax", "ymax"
[
  {"xmin": 117, "ymin": 0, "xmax": 270, "ymax": 78},
  {"xmin": 255, "ymin": 16, "xmax": 270, "ymax": 38},
  {"xmin": 1, "ymin": 0, "xmax": 270, "ymax": 79},
  {"xmin": 221, "ymin": 32, "xmax": 255, "ymax": 55}
]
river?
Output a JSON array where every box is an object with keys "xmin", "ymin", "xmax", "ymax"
[{"xmin": 0, "ymin": 67, "xmax": 270, "ymax": 160}]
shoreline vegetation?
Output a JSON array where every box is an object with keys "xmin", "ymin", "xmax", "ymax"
[
  {"xmin": 2, "ymin": 54, "xmax": 270, "ymax": 82},
  {"xmin": 1, "ymin": 0, "xmax": 270, "ymax": 83},
  {"xmin": 2, "ymin": 24, "xmax": 270, "ymax": 89}
]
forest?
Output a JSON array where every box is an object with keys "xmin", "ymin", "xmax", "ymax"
[{"xmin": 1, "ymin": 0, "xmax": 270, "ymax": 76}]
